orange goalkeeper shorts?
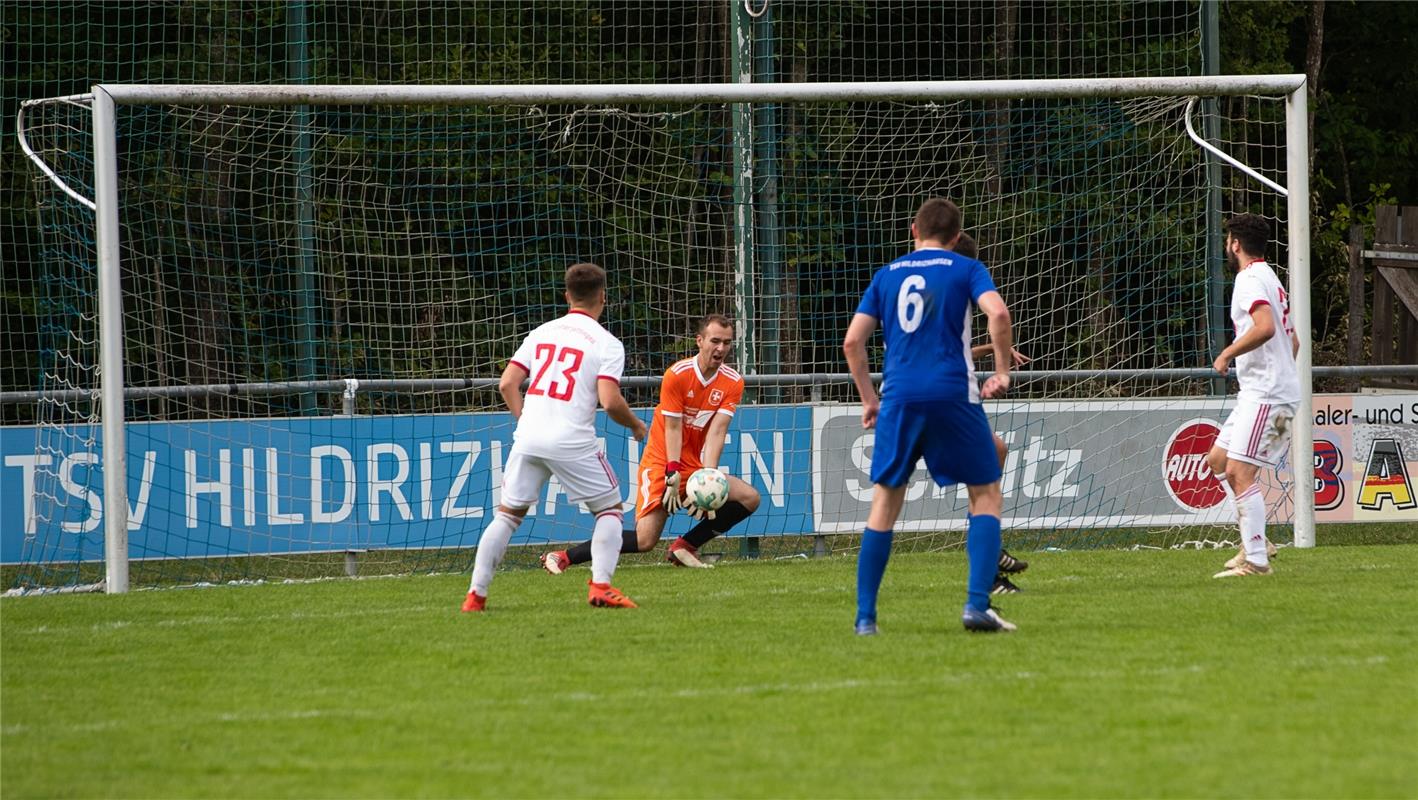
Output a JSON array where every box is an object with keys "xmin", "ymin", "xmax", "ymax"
[{"xmin": 632, "ymin": 453, "xmax": 702, "ymax": 520}]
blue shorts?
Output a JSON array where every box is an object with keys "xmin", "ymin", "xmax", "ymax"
[{"xmin": 870, "ymin": 399, "xmax": 1002, "ymax": 489}]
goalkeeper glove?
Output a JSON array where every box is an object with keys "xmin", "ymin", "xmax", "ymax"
[
  {"xmin": 661, "ymin": 461, "xmax": 683, "ymax": 515},
  {"xmin": 686, "ymin": 504, "xmax": 716, "ymax": 522}
]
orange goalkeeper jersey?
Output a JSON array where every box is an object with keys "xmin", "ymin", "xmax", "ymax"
[{"xmin": 641, "ymin": 358, "xmax": 744, "ymax": 468}]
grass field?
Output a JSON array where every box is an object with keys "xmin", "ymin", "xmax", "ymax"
[{"xmin": 3, "ymin": 544, "xmax": 1416, "ymax": 799}]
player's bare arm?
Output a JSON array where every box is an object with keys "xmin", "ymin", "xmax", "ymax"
[
  {"xmin": 499, "ymin": 362, "xmax": 529, "ymax": 420},
  {"xmin": 700, "ymin": 412, "xmax": 732, "ymax": 468},
  {"xmin": 976, "ymin": 290, "xmax": 1013, "ymax": 399},
  {"xmin": 598, "ymin": 379, "xmax": 647, "ymax": 442},
  {"xmin": 970, "ymin": 343, "xmax": 1030, "ymax": 366},
  {"xmin": 1213, "ymin": 306, "xmax": 1277, "ymax": 375},
  {"xmin": 843, "ymin": 312, "xmax": 881, "ymax": 428},
  {"xmin": 662, "ymin": 413, "xmax": 684, "ymax": 465},
  {"xmin": 660, "ymin": 412, "xmax": 686, "ymax": 512}
]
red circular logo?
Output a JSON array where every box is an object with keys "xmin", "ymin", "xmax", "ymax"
[{"xmin": 1163, "ymin": 420, "xmax": 1224, "ymax": 510}]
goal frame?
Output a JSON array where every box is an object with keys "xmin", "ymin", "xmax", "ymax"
[{"xmin": 82, "ymin": 75, "xmax": 1311, "ymax": 593}]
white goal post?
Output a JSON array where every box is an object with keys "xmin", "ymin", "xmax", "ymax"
[{"xmin": 62, "ymin": 75, "xmax": 1311, "ymax": 592}]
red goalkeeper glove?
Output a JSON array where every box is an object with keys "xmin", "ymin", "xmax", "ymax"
[{"xmin": 661, "ymin": 461, "xmax": 683, "ymax": 515}]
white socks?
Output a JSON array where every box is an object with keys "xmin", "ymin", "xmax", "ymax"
[
  {"xmin": 1218, "ymin": 472, "xmax": 1270, "ymax": 567},
  {"xmin": 589, "ymin": 509, "xmax": 624, "ymax": 585},
  {"xmin": 469, "ymin": 511, "xmax": 523, "ymax": 596},
  {"xmin": 1213, "ymin": 473, "xmax": 1237, "ymax": 517},
  {"xmin": 470, "ymin": 507, "xmax": 624, "ymax": 595},
  {"xmin": 1235, "ymin": 485, "xmax": 1270, "ymax": 566}
]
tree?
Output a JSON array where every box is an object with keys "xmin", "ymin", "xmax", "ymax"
[{"xmin": 1221, "ymin": 0, "xmax": 1417, "ymax": 367}]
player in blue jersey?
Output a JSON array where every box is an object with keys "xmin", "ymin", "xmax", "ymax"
[{"xmin": 843, "ymin": 198, "xmax": 1017, "ymax": 634}]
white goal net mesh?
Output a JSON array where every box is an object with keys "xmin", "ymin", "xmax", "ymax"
[{"xmin": 11, "ymin": 89, "xmax": 1290, "ymax": 589}]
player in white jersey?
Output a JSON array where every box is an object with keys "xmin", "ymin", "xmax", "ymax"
[
  {"xmin": 462, "ymin": 263, "xmax": 648, "ymax": 612},
  {"xmin": 1206, "ymin": 214, "xmax": 1301, "ymax": 578}
]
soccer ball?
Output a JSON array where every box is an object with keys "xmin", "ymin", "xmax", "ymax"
[{"xmin": 684, "ymin": 468, "xmax": 730, "ymax": 512}]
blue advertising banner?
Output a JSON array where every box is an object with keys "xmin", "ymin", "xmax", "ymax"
[{"xmin": 1, "ymin": 407, "xmax": 815, "ymax": 564}]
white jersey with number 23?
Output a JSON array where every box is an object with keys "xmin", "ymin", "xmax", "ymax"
[{"xmin": 508, "ymin": 310, "xmax": 626, "ymax": 459}]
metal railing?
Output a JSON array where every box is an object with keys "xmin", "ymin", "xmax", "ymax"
[{"xmin": 5, "ymin": 365, "xmax": 1417, "ymax": 412}]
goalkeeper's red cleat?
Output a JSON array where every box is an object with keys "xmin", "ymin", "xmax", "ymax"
[
  {"xmin": 667, "ymin": 537, "xmax": 712, "ymax": 569},
  {"xmin": 461, "ymin": 591, "xmax": 487, "ymax": 613},
  {"xmin": 587, "ymin": 581, "xmax": 638, "ymax": 608},
  {"xmin": 541, "ymin": 550, "xmax": 570, "ymax": 575}
]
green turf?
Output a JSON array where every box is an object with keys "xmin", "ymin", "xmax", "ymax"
[{"xmin": 4, "ymin": 546, "xmax": 1416, "ymax": 799}]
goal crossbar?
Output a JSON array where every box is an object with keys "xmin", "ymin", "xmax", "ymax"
[{"xmin": 94, "ymin": 75, "xmax": 1306, "ymax": 106}]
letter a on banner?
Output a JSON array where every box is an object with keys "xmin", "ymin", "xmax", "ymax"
[{"xmin": 1357, "ymin": 439, "xmax": 1417, "ymax": 511}]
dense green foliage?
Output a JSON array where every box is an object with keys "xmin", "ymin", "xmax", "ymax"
[
  {"xmin": 2, "ymin": 0, "xmax": 1203, "ymax": 419},
  {"xmin": 4, "ymin": 2, "xmax": 1415, "ymax": 419},
  {"xmin": 1220, "ymin": 1, "xmax": 1417, "ymax": 368},
  {"xmin": 4, "ymin": 545, "xmax": 1416, "ymax": 797}
]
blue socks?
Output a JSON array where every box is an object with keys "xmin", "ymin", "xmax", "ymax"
[
  {"xmin": 855, "ymin": 527, "xmax": 893, "ymax": 624},
  {"xmin": 965, "ymin": 514, "xmax": 1002, "ymax": 613},
  {"xmin": 856, "ymin": 517, "xmax": 1000, "ymax": 624}
]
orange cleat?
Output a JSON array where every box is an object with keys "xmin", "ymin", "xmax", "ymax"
[
  {"xmin": 587, "ymin": 581, "xmax": 638, "ymax": 609},
  {"xmin": 461, "ymin": 591, "xmax": 487, "ymax": 612}
]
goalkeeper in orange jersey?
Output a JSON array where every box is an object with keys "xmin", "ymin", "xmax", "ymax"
[
  {"xmin": 542, "ymin": 314, "xmax": 762, "ymax": 574},
  {"xmin": 957, "ymin": 232, "xmax": 1031, "ymax": 594}
]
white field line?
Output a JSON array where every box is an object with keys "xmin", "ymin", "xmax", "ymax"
[
  {"xmin": 1, "ymin": 655, "xmax": 1394, "ymax": 739},
  {"xmin": 7, "ymin": 604, "xmax": 440, "ymax": 636},
  {"xmin": 2, "ymin": 707, "xmax": 373, "ymax": 737}
]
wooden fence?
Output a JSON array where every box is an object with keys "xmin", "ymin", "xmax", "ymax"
[{"xmin": 1355, "ymin": 205, "xmax": 1418, "ymax": 389}]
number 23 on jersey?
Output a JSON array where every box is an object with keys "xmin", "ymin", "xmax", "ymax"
[{"xmin": 526, "ymin": 343, "xmax": 583, "ymax": 401}]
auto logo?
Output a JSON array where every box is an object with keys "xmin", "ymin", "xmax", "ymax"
[{"xmin": 1162, "ymin": 419, "xmax": 1225, "ymax": 511}]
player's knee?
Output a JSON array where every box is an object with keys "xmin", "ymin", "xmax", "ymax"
[
  {"xmin": 586, "ymin": 495, "xmax": 622, "ymax": 517},
  {"xmin": 731, "ymin": 479, "xmax": 765, "ymax": 510},
  {"xmin": 966, "ymin": 482, "xmax": 1003, "ymax": 517},
  {"xmin": 736, "ymin": 484, "xmax": 762, "ymax": 513},
  {"xmin": 498, "ymin": 504, "xmax": 530, "ymax": 519},
  {"xmin": 1205, "ymin": 448, "xmax": 1228, "ymax": 476},
  {"xmin": 1225, "ymin": 462, "xmax": 1256, "ymax": 492},
  {"xmin": 635, "ymin": 518, "xmax": 665, "ymax": 552}
]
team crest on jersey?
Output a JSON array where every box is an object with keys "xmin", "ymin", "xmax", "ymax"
[{"xmin": 709, "ymin": 389, "xmax": 724, "ymax": 406}]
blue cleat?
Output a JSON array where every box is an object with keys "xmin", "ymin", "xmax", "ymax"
[
  {"xmin": 854, "ymin": 618, "xmax": 878, "ymax": 636},
  {"xmin": 961, "ymin": 605, "xmax": 1017, "ymax": 633}
]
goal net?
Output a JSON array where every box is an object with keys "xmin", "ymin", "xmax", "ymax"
[{"xmin": 9, "ymin": 78, "xmax": 1307, "ymax": 591}]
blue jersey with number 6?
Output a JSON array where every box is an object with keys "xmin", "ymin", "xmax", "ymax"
[{"xmin": 855, "ymin": 247, "xmax": 998, "ymax": 404}]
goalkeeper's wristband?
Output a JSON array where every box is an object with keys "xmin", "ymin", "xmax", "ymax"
[{"xmin": 666, "ymin": 460, "xmax": 681, "ymax": 476}]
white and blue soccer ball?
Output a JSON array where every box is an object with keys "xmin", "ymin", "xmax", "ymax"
[{"xmin": 685, "ymin": 468, "xmax": 730, "ymax": 512}]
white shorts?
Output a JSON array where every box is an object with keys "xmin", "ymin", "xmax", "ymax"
[
  {"xmin": 501, "ymin": 448, "xmax": 622, "ymax": 512},
  {"xmin": 1216, "ymin": 399, "xmax": 1298, "ymax": 468}
]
